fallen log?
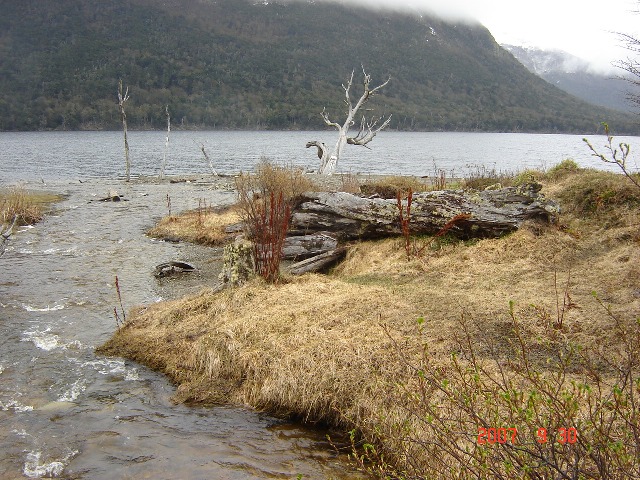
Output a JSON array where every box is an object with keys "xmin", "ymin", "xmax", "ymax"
[
  {"xmin": 287, "ymin": 248, "xmax": 348, "ymax": 275},
  {"xmin": 289, "ymin": 183, "xmax": 559, "ymax": 240},
  {"xmin": 282, "ymin": 232, "xmax": 338, "ymax": 260}
]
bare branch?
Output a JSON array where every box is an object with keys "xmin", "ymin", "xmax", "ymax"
[
  {"xmin": 306, "ymin": 141, "xmax": 328, "ymax": 160},
  {"xmin": 347, "ymin": 114, "xmax": 393, "ymax": 147},
  {"xmin": 342, "ymin": 70, "xmax": 355, "ymax": 110},
  {"xmin": 351, "ymin": 68, "xmax": 391, "ymax": 115},
  {"xmin": 320, "ymin": 107, "xmax": 341, "ymax": 129},
  {"xmin": 0, "ymin": 215, "xmax": 18, "ymax": 257},
  {"xmin": 362, "ymin": 65, "xmax": 391, "ymax": 97}
]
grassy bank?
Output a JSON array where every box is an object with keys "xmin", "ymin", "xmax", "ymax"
[
  {"xmin": 148, "ymin": 205, "xmax": 241, "ymax": 246},
  {"xmin": 0, "ymin": 187, "xmax": 63, "ymax": 226},
  {"xmin": 98, "ymin": 167, "xmax": 640, "ymax": 478}
]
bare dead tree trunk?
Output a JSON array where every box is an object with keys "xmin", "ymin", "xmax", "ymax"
[
  {"xmin": 160, "ymin": 105, "xmax": 171, "ymax": 180},
  {"xmin": 117, "ymin": 79, "xmax": 131, "ymax": 182},
  {"xmin": 307, "ymin": 67, "xmax": 391, "ymax": 175},
  {"xmin": 198, "ymin": 142, "xmax": 218, "ymax": 176}
]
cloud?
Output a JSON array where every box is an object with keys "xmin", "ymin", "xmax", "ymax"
[
  {"xmin": 300, "ymin": 0, "xmax": 483, "ymax": 22},
  {"xmin": 289, "ymin": 0, "xmax": 637, "ymax": 72}
]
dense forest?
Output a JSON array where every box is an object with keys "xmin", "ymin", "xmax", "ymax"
[{"xmin": 0, "ymin": 0, "xmax": 637, "ymax": 133}]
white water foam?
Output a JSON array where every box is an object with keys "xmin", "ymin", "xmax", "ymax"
[
  {"xmin": 124, "ymin": 368, "xmax": 140, "ymax": 381},
  {"xmin": 0, "ymin": 399, "xmax": 34, "ymax": 413},
  {"xmin": 23, "ymin": 450, "xmax": 78, "ymax": 478},
  {"xmin": 73, "ymin": 358, "xmax": 139, "ymax": 380},
  {"xmin": 21, "ymin": 328, "xmax": 86, "ymax": 352},
  {"xmin": 21, "ymin": 328, "xmax": 61, "ymax": 351},
  {"xmin": 22, "ymin": 304, "xmax": 65, "ymax": 312},
  {"xmin": 57, "ymin": 379, "xmax": 87, "ymax": 402}
]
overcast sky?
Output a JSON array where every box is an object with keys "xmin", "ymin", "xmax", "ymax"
[{"xmin": 325, "ymin": 0, "xmax": 640, "ymax": 72}]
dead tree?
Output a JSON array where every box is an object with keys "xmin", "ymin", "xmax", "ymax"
[
  {"xmin": 117, "ymin": 79, "xmax": 131, "ymax": 182},
  {"xmin": 160, "ymin": 105, "xmax": 171, "ymax": 180},
  {"xmin": 198, "ymin": 142, "xmax": 218, "ymax": 176},
  {"xmin": 615, "ymin": 32, "xmax": 640, "ymax": 111},
  {"xmin": 307, "ymin": 67, "xmax": 391, "ymax": 175}
]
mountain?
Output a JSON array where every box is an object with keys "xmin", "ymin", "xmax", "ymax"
[
  {"xmin": 0, "ymin": 0, "xmax": 637, "ymax": 133},
  {"xmin": 502, "ymin": 44, "xmax": 633, "ymax": 114}
]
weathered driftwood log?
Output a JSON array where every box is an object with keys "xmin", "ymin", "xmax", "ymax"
[
  {"xmin": 282, "ymin": 232, "xmax": 338, "ymax": 260},
  {"xmin": 289, "ymin": 183, "xmax": 559, "ymax": 240},
  {"xmin": 287, "ymin": 248, "xmax": 348, "ymax": 275}
]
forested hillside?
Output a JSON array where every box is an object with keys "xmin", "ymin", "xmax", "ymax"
[{"xmin": 0, "ymin": 0, "xmax": 637, "ymax": 133}]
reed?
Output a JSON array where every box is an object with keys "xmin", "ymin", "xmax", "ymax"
[{"xmin": 0, "ymin": 187, "xmax": 44, "ymax": 226}]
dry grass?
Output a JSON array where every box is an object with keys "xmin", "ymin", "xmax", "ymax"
[
  {"xmin": 360, "ymin": 175, "xmax": 431, "ymax": 198},
  {"xmin": 148, "ymin": 205, "xmax": 241, "ymax": 246},
  {"xmin": 0, "ymin": 187, "xmax": 62, "ymax": 226},
  {"xmin": 239, "ymin": 158, "xmax": 317, "ymax": 205},
  {"xmin": 99, "ymin": 169, "xmax": 640, "ymax": 477}
]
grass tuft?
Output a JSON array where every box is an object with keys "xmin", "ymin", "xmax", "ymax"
[
  {"xmin": 0, "ymin": 187, "xmax": 63, "ymax": 226},
  {"xmin": 360, "ymin": 176, "xmax": 430, "ymax": 198},
  {"xmin": 148, "ymin": 205, "xmax": 241, "ymax": 246}
]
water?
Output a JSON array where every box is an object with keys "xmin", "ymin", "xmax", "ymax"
[
  {"xmin": 0, "ymin": 175, "xmax": 361, "ymax": 479},
  {"xmin": 1, "ymin": 130, "xmax": 639, "ymax": 183},
  {"xmin": 0, "ymin": 130, "xmax": 638, "ymax": 478}
]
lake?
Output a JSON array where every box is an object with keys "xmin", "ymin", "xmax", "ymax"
[{"xmin": 1, "ymin": 130, "xmax": 639, "ymax": 183}]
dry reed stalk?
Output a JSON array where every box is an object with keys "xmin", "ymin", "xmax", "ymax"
[
  {"xmin": 1, "ymin": 187, "xmax": 43, "ymax": 225},
  {"xmin": 115, "ymin": 275, "xmax": 126, "ymax": 324}
]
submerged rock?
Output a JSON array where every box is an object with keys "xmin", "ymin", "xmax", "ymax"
[{"xmin": 154, "ymin": 261, "xmax": 196, "ymax": 278}]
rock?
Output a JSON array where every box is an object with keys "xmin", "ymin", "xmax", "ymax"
[
  {"xmin": 154, "ymin": 261, "xmax": 196, "ymax": 278},
  {"xmin": 98, "ymin": 190, "xmax": 127, "ymax": 202},
  {"xmin": 219, "ymin": 239, "xmax": 254, "ymax": 285}
]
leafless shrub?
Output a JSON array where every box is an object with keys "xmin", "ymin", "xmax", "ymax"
[
  {"xmin": 235, "ymin": 159, "xmax": 313, "ymax": 282},
  {"xmin": 356, "ymin": 297, "xmax": 640, "ymax": 479}
]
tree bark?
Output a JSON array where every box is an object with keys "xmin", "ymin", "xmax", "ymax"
[
  {"xmin": 287, "ymin": 248, "xmax": 347, "ymax": 275},
  {"xmin": 117, "ymin": 80, "xmax": 131, "ymax": 182},
  {"xmin": 282, "ymin": 232, "xmax": 338, "ymax": 260},
  {"xmin": 289, "ymin": 184, "xmax": 559, "ymax": 240}
]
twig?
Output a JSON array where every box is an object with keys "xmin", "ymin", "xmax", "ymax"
[{"xmin": 0, "ymin": 215, "xmax": 18, "ymax": 256}]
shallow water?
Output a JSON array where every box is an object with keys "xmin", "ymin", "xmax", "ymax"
[{"xmin": 0, "ymin": 178, "xmax": 361, "ymax": 479}]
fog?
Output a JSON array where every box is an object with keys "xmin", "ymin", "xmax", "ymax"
[
  {"xmin": 299, "ymin": 0, "xmax": 483, "ymax": 22},
  {"xmin": 291, "ymin": 0, "xmax": 635, "ymax": 73}
]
